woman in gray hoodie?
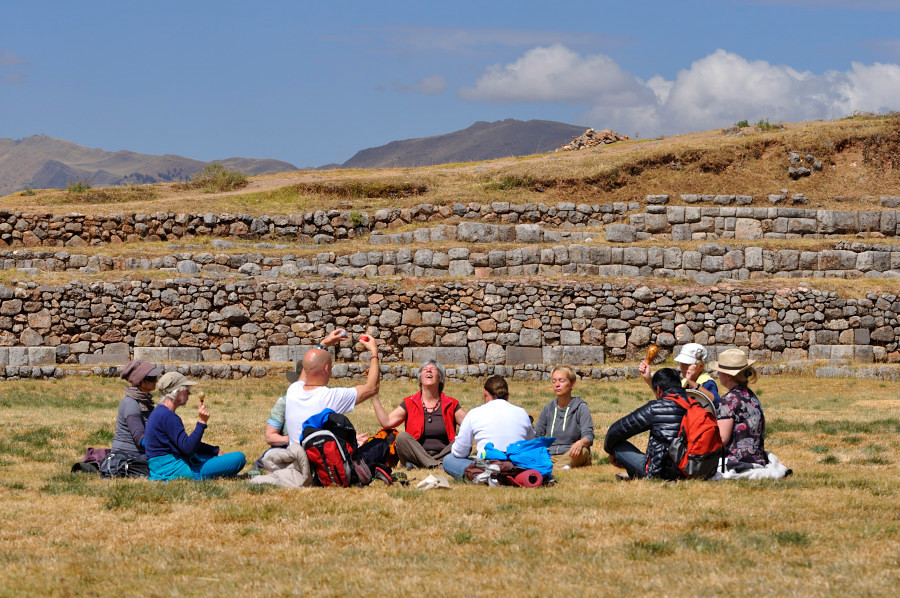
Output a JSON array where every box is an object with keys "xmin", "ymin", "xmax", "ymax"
[{"xmin": 534, "ymin": 366, "xmax": 594, "ymax": 470}]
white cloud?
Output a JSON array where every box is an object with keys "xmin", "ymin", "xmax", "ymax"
[
  {"xmin": 0, "ymin": 49, "xmax": 30, "ymax": 67},
  {"xmin": 459, "ymin": 46, "xmax": 900, "ymax": 136},
  {"xmin": 394, "ymin": 75, "xmax": 448, "ymax": 95},
  {"xmin": 458, "ymin": 44, "xmax": 655, "ymax": 107}
]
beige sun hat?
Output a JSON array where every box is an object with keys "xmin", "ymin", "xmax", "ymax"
[
  {"xmin": 157, "ymin": 371, "xmax": 197, "ymax": 395},
  {"xmin": 707, "ymin": 349, "xmax": 756, "ymax": 374}
]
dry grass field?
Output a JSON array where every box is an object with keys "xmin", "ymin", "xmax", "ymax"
[
  {"xmin": 4, "ymin": 116, "xmax": 899, "ymax": 216},
  {"xmin": 0, "ymin": 373, "xmax": 897, "ymax": 597}
]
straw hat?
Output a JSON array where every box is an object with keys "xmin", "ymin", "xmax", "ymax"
[{"xmin": 707, "ymin": 349, "xmax": 756, "ymax": 374}]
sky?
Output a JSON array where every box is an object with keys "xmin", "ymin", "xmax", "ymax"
[{"xmin": 2, "ymin": 0, "xmax": 900, "ymax": 168}]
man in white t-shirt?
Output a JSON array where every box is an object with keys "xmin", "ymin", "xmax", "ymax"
[
  {"xmin": 284, "ymin": 333, "xmax": 380, "ymax": 444},
  {"xmin": 442, "ymin": 375, "xmax": 534, "ymax": 479}
]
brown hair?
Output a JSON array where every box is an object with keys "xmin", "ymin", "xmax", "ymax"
[
  {"xmin": 551, "ymin": 365, "xmax": 576, "ymax": 383},
  {"xmin": 483, "ymin": 375, "xmax": 509, "ymax": 400},
  {"xmin": 732, "ymin": 366, "xmax": 758, "ymax": 386}
]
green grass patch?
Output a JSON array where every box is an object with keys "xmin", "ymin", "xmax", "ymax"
[{"xmin": 627, "ymin": 540, "xmax": 675, "ymax": 560}]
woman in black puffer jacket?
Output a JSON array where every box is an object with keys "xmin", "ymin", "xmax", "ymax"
[{"xmin": 604, "ymin": 368, "xmax": 687, "ymax": 480}]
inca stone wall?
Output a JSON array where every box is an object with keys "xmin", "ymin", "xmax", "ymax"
[
  {"xmin": 4, "ymin": 239, "xmax": 900, "ymax": 282},
  {"xmin": 2, "ymin": 279, "xmax": 900, "ymax": 380}
]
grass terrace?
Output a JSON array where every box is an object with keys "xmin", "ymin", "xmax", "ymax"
[{"xmin": 0, "ymin": 375, "xmax": 897, "ymax": 596}]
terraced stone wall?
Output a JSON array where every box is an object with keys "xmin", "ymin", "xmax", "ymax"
[{"xmin": 2, "ymin": 280, "xmax": 899, "ymax": 380}]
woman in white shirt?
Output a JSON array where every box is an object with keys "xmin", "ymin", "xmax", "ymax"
[{"xmin": 442, "ymin": 375, "xmax": 534, "ymax": 479}]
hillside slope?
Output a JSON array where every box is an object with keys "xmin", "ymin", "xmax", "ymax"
[
  {"xmin": 0, "ymin": 135, "xmax": 298, "ymax": 195},
  {"xmin": 341, "ymin": 119, "xmax": 587, "ymax": 168}
]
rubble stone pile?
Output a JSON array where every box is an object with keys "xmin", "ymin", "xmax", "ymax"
[{"xmin": 556, "ymin": 129, "xmax": 629, "ymax": 151}]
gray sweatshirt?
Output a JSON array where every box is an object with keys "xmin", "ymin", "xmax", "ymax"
[{"xmin": 534, "ymin": 396, "xmax": 594, "ymax": 455}]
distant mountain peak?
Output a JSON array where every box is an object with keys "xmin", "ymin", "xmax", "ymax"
[
  {"xmin": 341, "ymin": 119, "xmax": 589, "ymax": 169},
  {"xmin": 0, "ymin": 136, "xmax": 298, "ymax": 196}
]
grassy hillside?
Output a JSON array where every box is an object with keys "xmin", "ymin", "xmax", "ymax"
[{"xmin": 3, "ymin": 115, "xmax": 898, "ymax": 216}]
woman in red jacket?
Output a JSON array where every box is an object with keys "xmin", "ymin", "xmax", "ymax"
[{"xmin": 372, "ymin": 360, "xmax": 467, "ymax": 469}]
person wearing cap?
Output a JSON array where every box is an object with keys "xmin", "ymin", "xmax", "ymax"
[
  {"xmin": 371, "ymin": 359, "xmax": 466, "ymax": 469},
  {"xmin": 639, "ymin": 342, "xmax": 720, "ymax": 407},
  {"xmin": 283, "ymin": 333, "xmax": 381, "ymax": 445},
  {"xmin": 101, "ymin": 359, "xmax": 163, "ymax": 477},
  {"xmin": 534, "ymin": 365, "xmax": 594, "ymax": 470},
  {"xmin": 603, "ymin": 368, "xmax": 689, "ymax": 481},
  {"xmin": 708, "ymin": 349, "xmax": 768, "ymax": 469},
  {"xmin": 144, "ymin": 372, "xmax": 246, "ymax": 481}
]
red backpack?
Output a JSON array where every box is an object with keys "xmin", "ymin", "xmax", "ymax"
[
  {"xmin": 666, "ymin": 392, "xmax": 723, "ymax": 479},
  {"xmin": 301, "ymin": 410, "xmax": 359, "ymax": 487}
]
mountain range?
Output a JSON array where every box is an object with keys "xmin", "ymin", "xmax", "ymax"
[
  {"xmin": 0, "ymin": 135, "xmax": 297, "ymax": 196},
  {"xmin": 0, "ymin": 119, "xmax": 589, "ymax": 196}
]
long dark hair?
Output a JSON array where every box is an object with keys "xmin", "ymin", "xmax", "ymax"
[{"xmin": 483, "ymin": 375, "xmax": 509, "ymax": 400}]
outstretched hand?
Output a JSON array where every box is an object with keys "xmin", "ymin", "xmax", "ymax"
[{"xmin": 321, "ymin": 328, "xmax": 348, "ymax": 348}]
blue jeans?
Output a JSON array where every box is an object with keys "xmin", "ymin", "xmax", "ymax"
[
  {"xmin": 609, "ymin": 441, "xmax": 649, "ymax": 479},
  {"xmin": 442, "ymin": 454, "xmax": 473, "ymax": 480}
]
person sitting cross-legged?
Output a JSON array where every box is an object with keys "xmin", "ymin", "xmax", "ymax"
[
  {"xmin": 534, "ymin": 365, "xmax": 594, "ymax": 470},
  {"xmin": 144, "ymin": 372, "xmax": 246, "ymax": 481},
  {"xmin": 603, "ymin": 368, "xmax": 688, "ymax": 481},
  {"xmin": 442, "ymin": 375, "xmax": 534, "ymax": 480},
  {"xmin": 371, "ymin": 359, "xmax": 466, "ymax": 469}
]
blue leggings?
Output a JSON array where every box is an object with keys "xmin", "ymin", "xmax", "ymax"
[
  {"xmin": 149, "ymin": 452, "xmax": 246, "ymax": 481},
  {"xmin": 195, "ymin": 452, "xmax": 246, "ymax": 479}
]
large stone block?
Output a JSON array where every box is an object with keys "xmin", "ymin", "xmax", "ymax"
[
  {"xmin": 104, "ymin": 342, "xmax": 131, "ymax": 362},
  {"xmin": 734, "ymin": 218, "xmax": 762, "ymax": 240},
  {"xmin": 519, "ymin": 329, "xmax": 542, "ymax": 347},
  {"xmin": 506, "ymin": 346, "xmax": 543, "ymax": 365},
  {"xmin": 28, "ymin": 347, "xmax": 56, "ymax": 365},
  {"xmin": 170, "ymin": 347, "xmax": 202, "ymax": 362},
  {"xmin": 403, "ymin": 347, "xmax": 469, "ymax": 365},
  {"xmin": 457, "ymin": 222, "xmax": 499, "ymax": 243},
  {"xmin": 269, "ymin": 345, "xmax": 316, "ymax": 363},
  {"xmin": 134, "ymin": 347, "xmax": 171, "ymax": 362},
  {"xmin": 8, "ymin": 347, "xmax": 28, "ymax": 367},
  {"xmin": 605, "ymin": 224, "xmax": 636, "ymax": 243},
  {"xmin": 542, "ymin": 345, "xmax": 605, "ymax": 365}
]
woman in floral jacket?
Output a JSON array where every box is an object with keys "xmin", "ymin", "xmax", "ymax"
[{"xmin": 708, "ymin": 349, "xmax": 767, "ymax": 470}]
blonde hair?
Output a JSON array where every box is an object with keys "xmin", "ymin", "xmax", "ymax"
[
  {"xmin": 732, "ymin": 366, "xmax": 758, "ymax": 386},
  {"xmin": 551, "ymin": 365, "xmax": 576, "ymax": 383}
]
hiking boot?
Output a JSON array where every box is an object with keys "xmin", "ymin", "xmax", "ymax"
[{"xmin": 615, "ymin": 472, "xmax": 631, "ymax": 482}]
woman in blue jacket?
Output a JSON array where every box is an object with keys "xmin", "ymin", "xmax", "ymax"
[{"xmin": 144, "ymin": 372, "xmax": 245, "ymax": 481}]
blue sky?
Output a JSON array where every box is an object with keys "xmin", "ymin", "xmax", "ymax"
[{"xmin": 2, "ymin": 0, "xmax": 899, "ymax": 167}]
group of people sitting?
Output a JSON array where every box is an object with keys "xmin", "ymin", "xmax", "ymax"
[{"xmin": 105, "ymin": 329, "xmax": 773, "ymax": 484}]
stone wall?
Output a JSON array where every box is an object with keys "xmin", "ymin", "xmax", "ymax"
[
  {"xmin": 0, "ymin": 201, "xmax": 633, "ymax": 248},
  {"xmin": 618, "ymin": 204, "xmax": 900, "ymax": 241},
  {"xmin": 5, "ymin": 240, "xmax": 899, "ymax": 282},
  {"xmin": 3, "ymin": 280, "xmax": 900, "ymax": 381}
]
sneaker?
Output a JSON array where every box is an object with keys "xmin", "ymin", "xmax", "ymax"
[{"xmin": 615, "ymin": 472, "xmax": 631, "ymax": 482}]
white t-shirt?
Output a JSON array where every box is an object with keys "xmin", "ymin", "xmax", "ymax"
[
  {"xmin": 284, "ymin": 383, "xmax": 358, "ymax": 444},
  {"xmin": 451, "ymin": 399, "xmax": 535, "ymax": 458}
]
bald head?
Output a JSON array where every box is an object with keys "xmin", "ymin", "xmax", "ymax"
[{"xmin": 302, "ymin": 348, "xmax": 332, "ymax": 384}]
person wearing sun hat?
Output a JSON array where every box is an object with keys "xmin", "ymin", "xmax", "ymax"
[
  {"xmin": 101, "ymin": 359, "xmax": 163, "ymax": 477},
  {"xmin": 708, "ymin": 349, "xmax": 767, "ymax": 469},
  {"xmin": 639, "ymin": 342, "xmax": 720, "ymax": 407},
  {"xmin": 144, "ymin": 371, "xmax": 246, "ymax": 481}
]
